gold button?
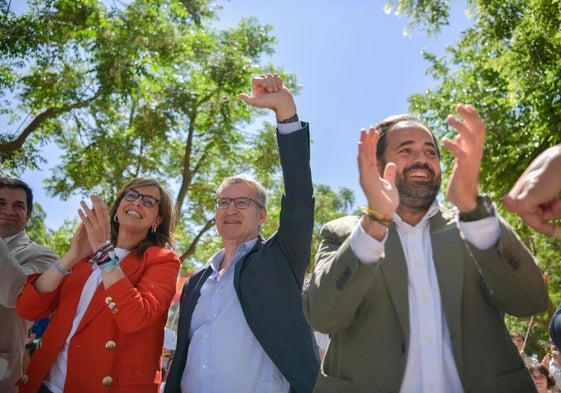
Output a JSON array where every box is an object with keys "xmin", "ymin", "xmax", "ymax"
[
  {"xmin": 102, "ymin": 376, "xmax": 113, "ymax": 386},
  {"xmin": 105, "ymin": 340, "xmax": 117, "ymax": 351},
  {"xmin": 21, "ymin": 374, "xmax": 29, "ymax": 384},
  {"xmin": 105, "ymin": 296, "xmax": 113, "ymax": 304}
]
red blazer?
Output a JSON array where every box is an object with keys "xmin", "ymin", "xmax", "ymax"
[{"xmin": 16, "ymin": 246, "xmax": 180, "ymax": 393}]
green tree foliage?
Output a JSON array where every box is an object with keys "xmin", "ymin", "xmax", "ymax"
[
  {"xmin": 1, "ymin": 0, "xmax": 353, "ymax": 273},
  {"xmin": 386, "ymin": 0, "xmax": 561, "ymax": 356}
]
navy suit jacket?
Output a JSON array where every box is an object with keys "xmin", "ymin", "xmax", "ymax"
[{"xmin": 165, "ymin": 124, "xmax": 320, "ymax": 393}]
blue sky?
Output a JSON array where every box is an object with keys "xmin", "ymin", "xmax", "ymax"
[{"xmin": 19, "ymin": 1, "xmax": 472, "ymax": 229}]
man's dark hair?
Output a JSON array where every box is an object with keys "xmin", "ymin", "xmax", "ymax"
[
  {"xmin": 0, "ymin": 177, "xmax": 33, "ymax": 215},
  {"xmin": 375, "ymin": 114, "xmax": 441, "ymax": 164}
]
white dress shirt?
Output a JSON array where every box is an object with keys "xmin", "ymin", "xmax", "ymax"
[{"xmin": 351, "ymin": 200, "xmax": 500, "ymax": 393}]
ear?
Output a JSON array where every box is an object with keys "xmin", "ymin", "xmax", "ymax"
[
  {"xmin": 257, "ymin": 208, "xmax": 267, "ymax": 226},
  {"xmin": 24, "ymin": 213, "xmax": 32, "ymax": 225},
  {"xmin": 152, "ymin": 215, "xmax": 163, "ymax": 228}
]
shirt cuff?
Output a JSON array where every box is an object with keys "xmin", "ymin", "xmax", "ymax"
[
  {"xmin": 458, "ymin": 214, "xmax": 501, "ymax": 250},
  {"xmin": 350, "ymin": 221, "xmax": 387, "ymax": 265},
  {"xmin": 277, "ymin": 120, "xmax": 303, "ymax": 134}
]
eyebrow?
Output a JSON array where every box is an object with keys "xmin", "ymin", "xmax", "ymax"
[{"xmin": 395, "ymin": 139, "xmax": 437, "ymax": 151}]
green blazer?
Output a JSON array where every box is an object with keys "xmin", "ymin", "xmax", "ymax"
[
  {"xmin": 304, "ymin": 207, "xmax": 547, "ymax": 393},
  {"xmin": 0, "ymin": 231, "xmax": 57, "ymax": 393}
]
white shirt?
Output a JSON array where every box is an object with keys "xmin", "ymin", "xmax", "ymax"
[
  {"xmin": 43, "ymin": 248, "xmax": 130, "ymax": 393},
  {"xmin": 351, "ymin": 200, "xmax": 500, "ymax": 393}
]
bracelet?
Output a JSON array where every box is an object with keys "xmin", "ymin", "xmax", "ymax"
[
  {"xmin": 54, "ymin": 260, "xmax": 71, "ymax": 275},
  {"xmin": 99, "ymin": 257, "xmax": 120, "ymax": 273},
  {"xmin": 93, "ymin": 240, "xmax": 112, "ymax": 253},
  {"xmin": 88, "ymin": 242, "xmax": 116, "ymax": 265},
  {"xmin": 360, "ymin": 206, "xmax": 393, "ymax": 222},
  {"xmin": 363, "ymin": 214, "xmax": 392, "ymax": 227},
  {"xmin": 278, "ymin": 113, "xmax": 299, "ymax": 123}
]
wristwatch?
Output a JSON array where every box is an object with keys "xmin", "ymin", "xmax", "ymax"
[{"xmin": 459, "ymin": 195, "xmax": 495, "ymax": 222}]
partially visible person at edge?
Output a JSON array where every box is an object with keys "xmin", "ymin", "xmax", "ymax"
[
  {"xmin": 529, "ymin": 363, "xmax": 558, "ymax": 393},
  {"xmin": 512, "ymin": 332, "xmax": 535, "ymax": 367},
  {"xmin": 504, "ymin": 144, "xmax": 561, "ymax": 239},
  {"xmin": 0, "ymin": 177, "xmax": 58, "ymax": 393},
  {"xmin": 503, "ymin": 144, "xmax": 561, "ymax": 368},
  {"xmin": 304, "ymin": 105, "xmax": 547, "ymax": 392},
  {"xmin": 164, "ymin": 73, "xmax": 319, "ymax": 393},
  {"xmin": 16, "ymin": 177, "xmax": 180, "ymax": 393},
  {"xmin": 542, "ymin": 342, "xmax": 561, "ymax": 389}
]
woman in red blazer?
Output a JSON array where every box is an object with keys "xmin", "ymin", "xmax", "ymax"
[{"xmin": 16, "ymin": 177, "xmax": 181, "ymax": 393}]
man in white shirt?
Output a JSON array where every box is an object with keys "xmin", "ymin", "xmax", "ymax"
[
  {"xmin": 0, "ymin": 178, "xmax": 57, "ymax": 393},
  {"xmin": 304, "ymin": 106, "xmax": 547, "ymax": 392}
]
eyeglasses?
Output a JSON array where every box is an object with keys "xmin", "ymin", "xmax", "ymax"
[
  {"xmin": 123, "ymin": 189, "xmax": 160, "ymax": 208},
  {"xmin": 215, "ymin": 197, "xmax": 262, "ymax": 210}
]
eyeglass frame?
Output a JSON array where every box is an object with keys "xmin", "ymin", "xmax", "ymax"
[
  {"xmin": 215, "ymin": 196, "xmax": 263, "ymax": 210},
  {"xmin": 123, "ymin": 189, "xmax": 160, "ymax": 208}
]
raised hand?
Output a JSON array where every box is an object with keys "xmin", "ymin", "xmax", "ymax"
[
  {"xmin": 77, "ymin": 194, "xmax": 111, "ymax": 251},
  {"xmin": 442, "ymin": 104, "xmax": 486, "ymax": 212},
  {"xmin": 504, "ymin": 144, "xmax": 561, "ymax": 238},
  {"xmin": 238, "ymin": 73, "xmax": 297, "ymax": 121}
]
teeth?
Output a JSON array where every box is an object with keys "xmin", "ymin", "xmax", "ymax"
[
  {"xmin": 410, "ymin": 171, "xmax": 428, "ymax": 178},
  {"xmin": 126, "ymin": 210, "xmax": 141, "ymax": 218}
]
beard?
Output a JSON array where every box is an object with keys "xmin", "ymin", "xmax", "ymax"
[{"xmin": 395, "ymin": 163, "xmax": 441, "ymax": 211}]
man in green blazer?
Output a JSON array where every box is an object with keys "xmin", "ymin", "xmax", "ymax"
[
  {"xmin": 0, "ymin": 178, "xmax": 57, "ymax": 393},
  {"xmin": 304, "ymin": 105, "xmax": 547, "ymax": 393}
]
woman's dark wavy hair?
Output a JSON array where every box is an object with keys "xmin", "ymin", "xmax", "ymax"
[
  {"xmin": 109, "ymin": 177, "xmax": 176, "ymax": 254},
  {"xmin": 528, "ymin": 363, "xmax": 556, "ymax": 389}
]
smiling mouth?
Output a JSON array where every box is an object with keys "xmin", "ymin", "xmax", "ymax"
[{"xmin": 126, "ymin": 210, "xmax": 141, "ymax": 219}]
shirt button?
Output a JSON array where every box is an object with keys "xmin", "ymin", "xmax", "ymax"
[
  {"xmin": 425, "ymin": 337, "xmax": 432, "ymax": 344},
  {"xmin": 202, "ymin": 364, "xmax": 207, "ymax": 369}
]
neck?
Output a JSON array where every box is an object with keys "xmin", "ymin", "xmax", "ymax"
[
  {"xmin": 115, "ymin": 233, "xmax": 145, "ymax": 251},
  {"xmin": 396, "ymin": 205, "xmax": 429, "ymax": 226}
]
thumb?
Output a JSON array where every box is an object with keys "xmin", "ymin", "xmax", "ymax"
[
  {"xmin": 238, "ymin": 93, "xmax": 255, "ymax": 106},
  {"xmin": 383, "ymin": 162, "xmax": 397, "ymax": 188}
]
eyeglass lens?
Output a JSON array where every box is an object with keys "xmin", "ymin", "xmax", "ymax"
[{"xmin": 124, "ymin": 190, "xmax": 159, "ymax": 208}]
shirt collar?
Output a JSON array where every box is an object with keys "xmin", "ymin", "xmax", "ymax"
[
  {"xmin": 209, "ymin": 237, "xmax": 259, "ymax": 272},
  {"xmin": 3, "ymin": 230, "xmax": 24, "ymax": 244},
  {"xmin": 394, "ymin": 199, "xmax": 440, "ymax": 229}
]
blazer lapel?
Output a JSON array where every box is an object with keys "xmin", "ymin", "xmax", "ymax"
[{"xmin": 380, "ymin": 224, "xmax": 410, "ymax": 342}]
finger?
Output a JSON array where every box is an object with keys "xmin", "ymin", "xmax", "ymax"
[
  {"xmin": 553, "ymin": 226, "xmax": 561, "ymax": 239},
  {"xmin": 262, "ymin": 73, "xmax": 274, "ymax": 92},
  {"xmin": 271, "ymin": 73, "xmax": 282, "ymax": 91},
  {"xmin": 455, "ymin": 104, "xmax": 485, "ymax": 145},
  {"xmin": 238, "ymin": 93, "xmax": 259, "ymax": 107},
  {"xmin": 383, "ymin": 162, "xmax": 397, "ymax": 188}
]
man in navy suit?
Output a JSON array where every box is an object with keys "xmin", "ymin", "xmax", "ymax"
[{"xmin": 164, "ymin": 73, "xmax": 319, "ymax": 393}]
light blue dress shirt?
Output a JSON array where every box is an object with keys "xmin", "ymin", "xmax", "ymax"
[{"xmin": 181, "ymin": 239, "xmax": 290, "ymax": 393}]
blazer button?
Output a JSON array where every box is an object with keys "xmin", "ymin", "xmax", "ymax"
[
  {"xmin": 102, "ymin": 376, "xmax": 114, "ymax": 386},
  {"xmin": 105, "ymin": 340, "xmax": 117, "ymax": 351},
  {"xmin": 105, "ymin": 296, "xmax": 113, "ymax": 304}
]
